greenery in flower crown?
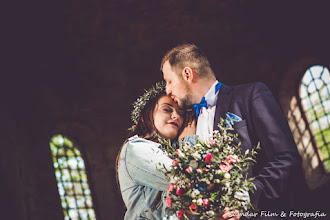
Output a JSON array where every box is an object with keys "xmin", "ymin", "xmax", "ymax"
[
  {"xmin": 156, "ymin": 118, "xmax": 260, "ymax": 220},
  {"xmin": 130, "ymin": 81, "xmax": 166, "ymax": 128}
]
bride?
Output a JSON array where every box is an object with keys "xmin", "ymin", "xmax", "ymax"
[{"xmin": 116, "ymin": 82, "xmax": 239, "ymax": 220}]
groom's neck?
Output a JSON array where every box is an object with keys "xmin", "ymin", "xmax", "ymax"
[{"xmin": 192, "ymin": 77, "xmax": 217, "ymax": 102}]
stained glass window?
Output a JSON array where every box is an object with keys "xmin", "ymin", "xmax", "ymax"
[
  {"xmin": 50, "ymin": 134, "xmax": 97, "ymax": 220},
  {"xmin": 300, "ymin": 65, "xmax": 330, "ymax": 172}
]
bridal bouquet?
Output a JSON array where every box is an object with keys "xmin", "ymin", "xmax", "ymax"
[{"xmin": 158, "ymin": 118, "xmax": 259, "ymax": 220}]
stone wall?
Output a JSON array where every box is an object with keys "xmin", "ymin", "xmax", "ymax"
[{"xmin": 3, "ymin": 1, "xmax": 330, "ymax": 219}]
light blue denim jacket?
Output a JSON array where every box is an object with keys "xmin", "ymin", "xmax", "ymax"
[{"xmin": 118, "ymin": 135, "xmax": 177, "ymax": 220}]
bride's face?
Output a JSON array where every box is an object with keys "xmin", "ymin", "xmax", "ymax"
[{"xmin": 153, "ymin": 95, "xmax": 184, "ymax": 140}]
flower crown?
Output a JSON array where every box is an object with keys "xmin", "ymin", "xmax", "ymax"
[{"xmin": 130, "ymin": 81, "xmax": 166, "ymax": 129}]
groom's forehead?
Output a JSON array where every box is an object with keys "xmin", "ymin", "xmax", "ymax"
[
  {"xmin": 162, "ymin": 61, "xmax": 176, "ymax": 73},
  {"xmin": 163, "ymin": 67, "xmax": 179, "ymax": 80}
]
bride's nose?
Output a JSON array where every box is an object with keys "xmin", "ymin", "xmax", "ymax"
[{"xmin": 171, "ymin": 111, "xmax": 180, "ymax": 120}]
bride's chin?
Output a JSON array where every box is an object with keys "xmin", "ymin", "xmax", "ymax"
[{"xmin": 161, "ymin": 132, "xmax": 178, "ymax": 140}]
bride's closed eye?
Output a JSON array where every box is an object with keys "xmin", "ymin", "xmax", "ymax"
[
  {"xmin": 163, "ymin": 107, "xmax": 183, "ymax": 117},
  {"xmin": 163, "ymin": 108, "xmax": 172, "ymax": 113}
]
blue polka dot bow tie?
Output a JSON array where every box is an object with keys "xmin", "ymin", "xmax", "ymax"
[
  {"xmin": 193, "ymin": 81, "xmax": 222, "ymax": 117},
  {"xmin": 193, "ymin": 97, "xmax": 208, "ymax": 117}
]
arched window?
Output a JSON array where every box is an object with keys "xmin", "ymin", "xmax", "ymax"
[
  {"xmin": 50, "ymin": 134, "xmax": 97, "ymax": 219},
  {"xmin": 299, "ymin": 65, "xmax": 330, "ymax": 172}
]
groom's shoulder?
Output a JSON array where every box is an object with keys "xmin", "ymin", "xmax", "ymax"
[
  {"xmin": 231, "ymin": 82, "xmax": 271, "ymax": 96},
  {"xmin": 232, "ymin": 82, "xmax": 268, "ymax": 90}
]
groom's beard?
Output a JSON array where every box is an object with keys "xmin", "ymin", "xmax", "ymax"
[
  {"xmin": 177, "ymin": 82, "xmax": 194, "ymax": 110},
  {"xmin": 180, "ymin": 95, "xmax": 193, "ymax": 110}
]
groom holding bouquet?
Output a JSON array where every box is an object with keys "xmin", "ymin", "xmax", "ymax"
[{"xmin": 161, "ymin": 44, "xmax": 302, "ymax": 220}]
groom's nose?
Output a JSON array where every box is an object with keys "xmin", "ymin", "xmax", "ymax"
[{"xmin": 165, "ymin": 85, "xmax": 171, "ymax": 95}]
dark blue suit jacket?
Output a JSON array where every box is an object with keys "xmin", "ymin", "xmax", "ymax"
[{"xmin": 214, "ymin": 82, "xmax": 302, "ymax": 219}]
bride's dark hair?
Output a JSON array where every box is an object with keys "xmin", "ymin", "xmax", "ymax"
[
  {"xmin": 130, "ymin": 91, "xmax": 167, "ymax": 140},
  {"xmin": 116, "ymin": 91, "xmax": 168, "ymax": 196}
]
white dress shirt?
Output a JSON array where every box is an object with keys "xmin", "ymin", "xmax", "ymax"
[
  {"xmin": 196, "ymin": 80, "xmax": 219, "ymax": 140},
  {"xmin": 195, "ymin": 81, "xmax": 251, "ymax": 209}
]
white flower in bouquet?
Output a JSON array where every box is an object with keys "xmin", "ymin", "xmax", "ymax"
[
  {"xmin": 196, "ymin": 198, "xmax": 203, "ymax": 206},
  {"xmin": 224, "ymin": 173, "xmax": 231, "ymax": 179},
  {"xmin": 191, "ymin": 189, "xmax": 200, "ymax": 198},
  {"xmin": 215, "ymin": 169, "xmax": 222, "ymax": 175},
  {"xmin": 192, "ymin": 151, "xmax": 202, "ymax": 160},
  {"xmin": 207, "ymin": 210, "xmax": 215, "ymax": 217},
  {"xmin": 189, "ymin": 160, "xmax": 198, "ymax": 169},
  {"xmin": 170, "ymin": 176, "xmax": 179, "ymax": 184},
  {"xmin": 157, "ymin": 118, "xmax": 260, "ymax": 220}
]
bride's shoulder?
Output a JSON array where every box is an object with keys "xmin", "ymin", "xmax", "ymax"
[
  {"xmin": 122, "ymin": 135, "xmax": 162, "ymax": 158},
  {"xmin": 125, "ymin": 135, "xmax": 159, "ymax": 148},
  {"xmin": 127, "ymin": 135, "xmax": 141, "ymax": 142},
  {"xmin": 127, "ymin": 135, "xmax": 147, "ymax": 143}
]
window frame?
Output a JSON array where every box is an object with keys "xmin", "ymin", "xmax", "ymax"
[
  {"xmin": 296, "ymin": 65, "xmax": 330, "ymax": 174},
  {"xmin": 50, "ymin": 133, "xmax": 99, "ymax": 220}
]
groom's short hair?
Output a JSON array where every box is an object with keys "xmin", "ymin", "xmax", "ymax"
[{"xmin": 160, "ymin": 43, "xmax": 215, "ymax": 78}]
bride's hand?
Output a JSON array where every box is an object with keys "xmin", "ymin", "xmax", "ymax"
[
  {"xmin": 215, "ymin": 208, "xmax": 240, "ymax": 220},
  {"xmin": 178, "ymin": 110, "xmax": 196, "ymax": 140}
]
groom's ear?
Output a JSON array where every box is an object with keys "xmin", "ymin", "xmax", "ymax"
[{"xmin": 182, "ymin": 67, "xmax": 194, "ymax": 83}]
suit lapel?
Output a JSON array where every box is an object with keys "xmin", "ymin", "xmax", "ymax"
[{"xmin": 213, "ymin": 84, "xmax": 233, "ymax": 131}]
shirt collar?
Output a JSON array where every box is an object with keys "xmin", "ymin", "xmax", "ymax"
[{"xmin": 204, "ymin": 80, "xmax": 220, "ymax": 107}]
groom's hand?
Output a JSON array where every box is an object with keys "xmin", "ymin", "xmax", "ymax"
[
  {"xmin": 178, "ymin": 110, "xmax": 196, "ymax": 140},
  {"xmin": 216, "ymin": 207, "xmax": 240, "ymax": 220}
]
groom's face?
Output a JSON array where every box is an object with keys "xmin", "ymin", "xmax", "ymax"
[{"xmin": 162, "ymin": 61, "xmax": 193, "ymax": 109}]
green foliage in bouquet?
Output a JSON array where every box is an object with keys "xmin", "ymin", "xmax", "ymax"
[{"xmin": 157, "ymin": 118, "xmax": 260, "ymax": 219}]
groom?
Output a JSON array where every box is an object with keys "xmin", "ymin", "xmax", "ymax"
[{"xmin": 161, "ymin": 44, "xmax": 302, "ymax": 220}]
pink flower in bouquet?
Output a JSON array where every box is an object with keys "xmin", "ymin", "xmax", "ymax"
[
  {"xmin": 189, "ymin": 203, "xmax": 197, "ymax": 215},
  {"xmin": 178, "ymin": 209, "xmax": 186, "ymax": 219},
  {"xmin": 186, "ymin": 166, "xmax": 193, "ymax": 173},
  {"xmin": 219, "ymin": 161, "xmax": 231, "ymax": 173},
  {"xmin": 186, "ymin": 182, "xmax": 191, "ymax": 188},
  {"xmin": 167, "ymin": 184, "xmax": 174, "ymax": 194},
  {"xmin": 172, "ymin": 158, "xmax": 179, "ymax": 165},
  {"xmin": 176, "ymin": 149, "xmax": 185, "ymax": 158},
  {"xmin": 205, "ymin": 153, "xmax": 213, "ymax": 164},
  {"xmin": 209, "ymin": 139, "xmax": 216, "ymax": 145},
  {"xmin": 203, "ymin": 168, "xmax": 209, "ymax": 172},
  {"xmin": 197, "ymin": 168, "xmax": 203, "ymax": 173},
  {"xmin": 166, "ymin": 197, "xmax": 172, "ymax": 207},
  {"xmin": 203, "ymin": 198, "xmax": 210, "ymax": 206},
  {"xmin": 227, "ymin": 154, "xmax": 240, "ymax": 163},
  {"xmin": 176, "ymin": 188, "xmax": 184, "ymax": 196},
  {"xmin": 207, "ymin": 184, "xmax": 214, "ymax": 191}
]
